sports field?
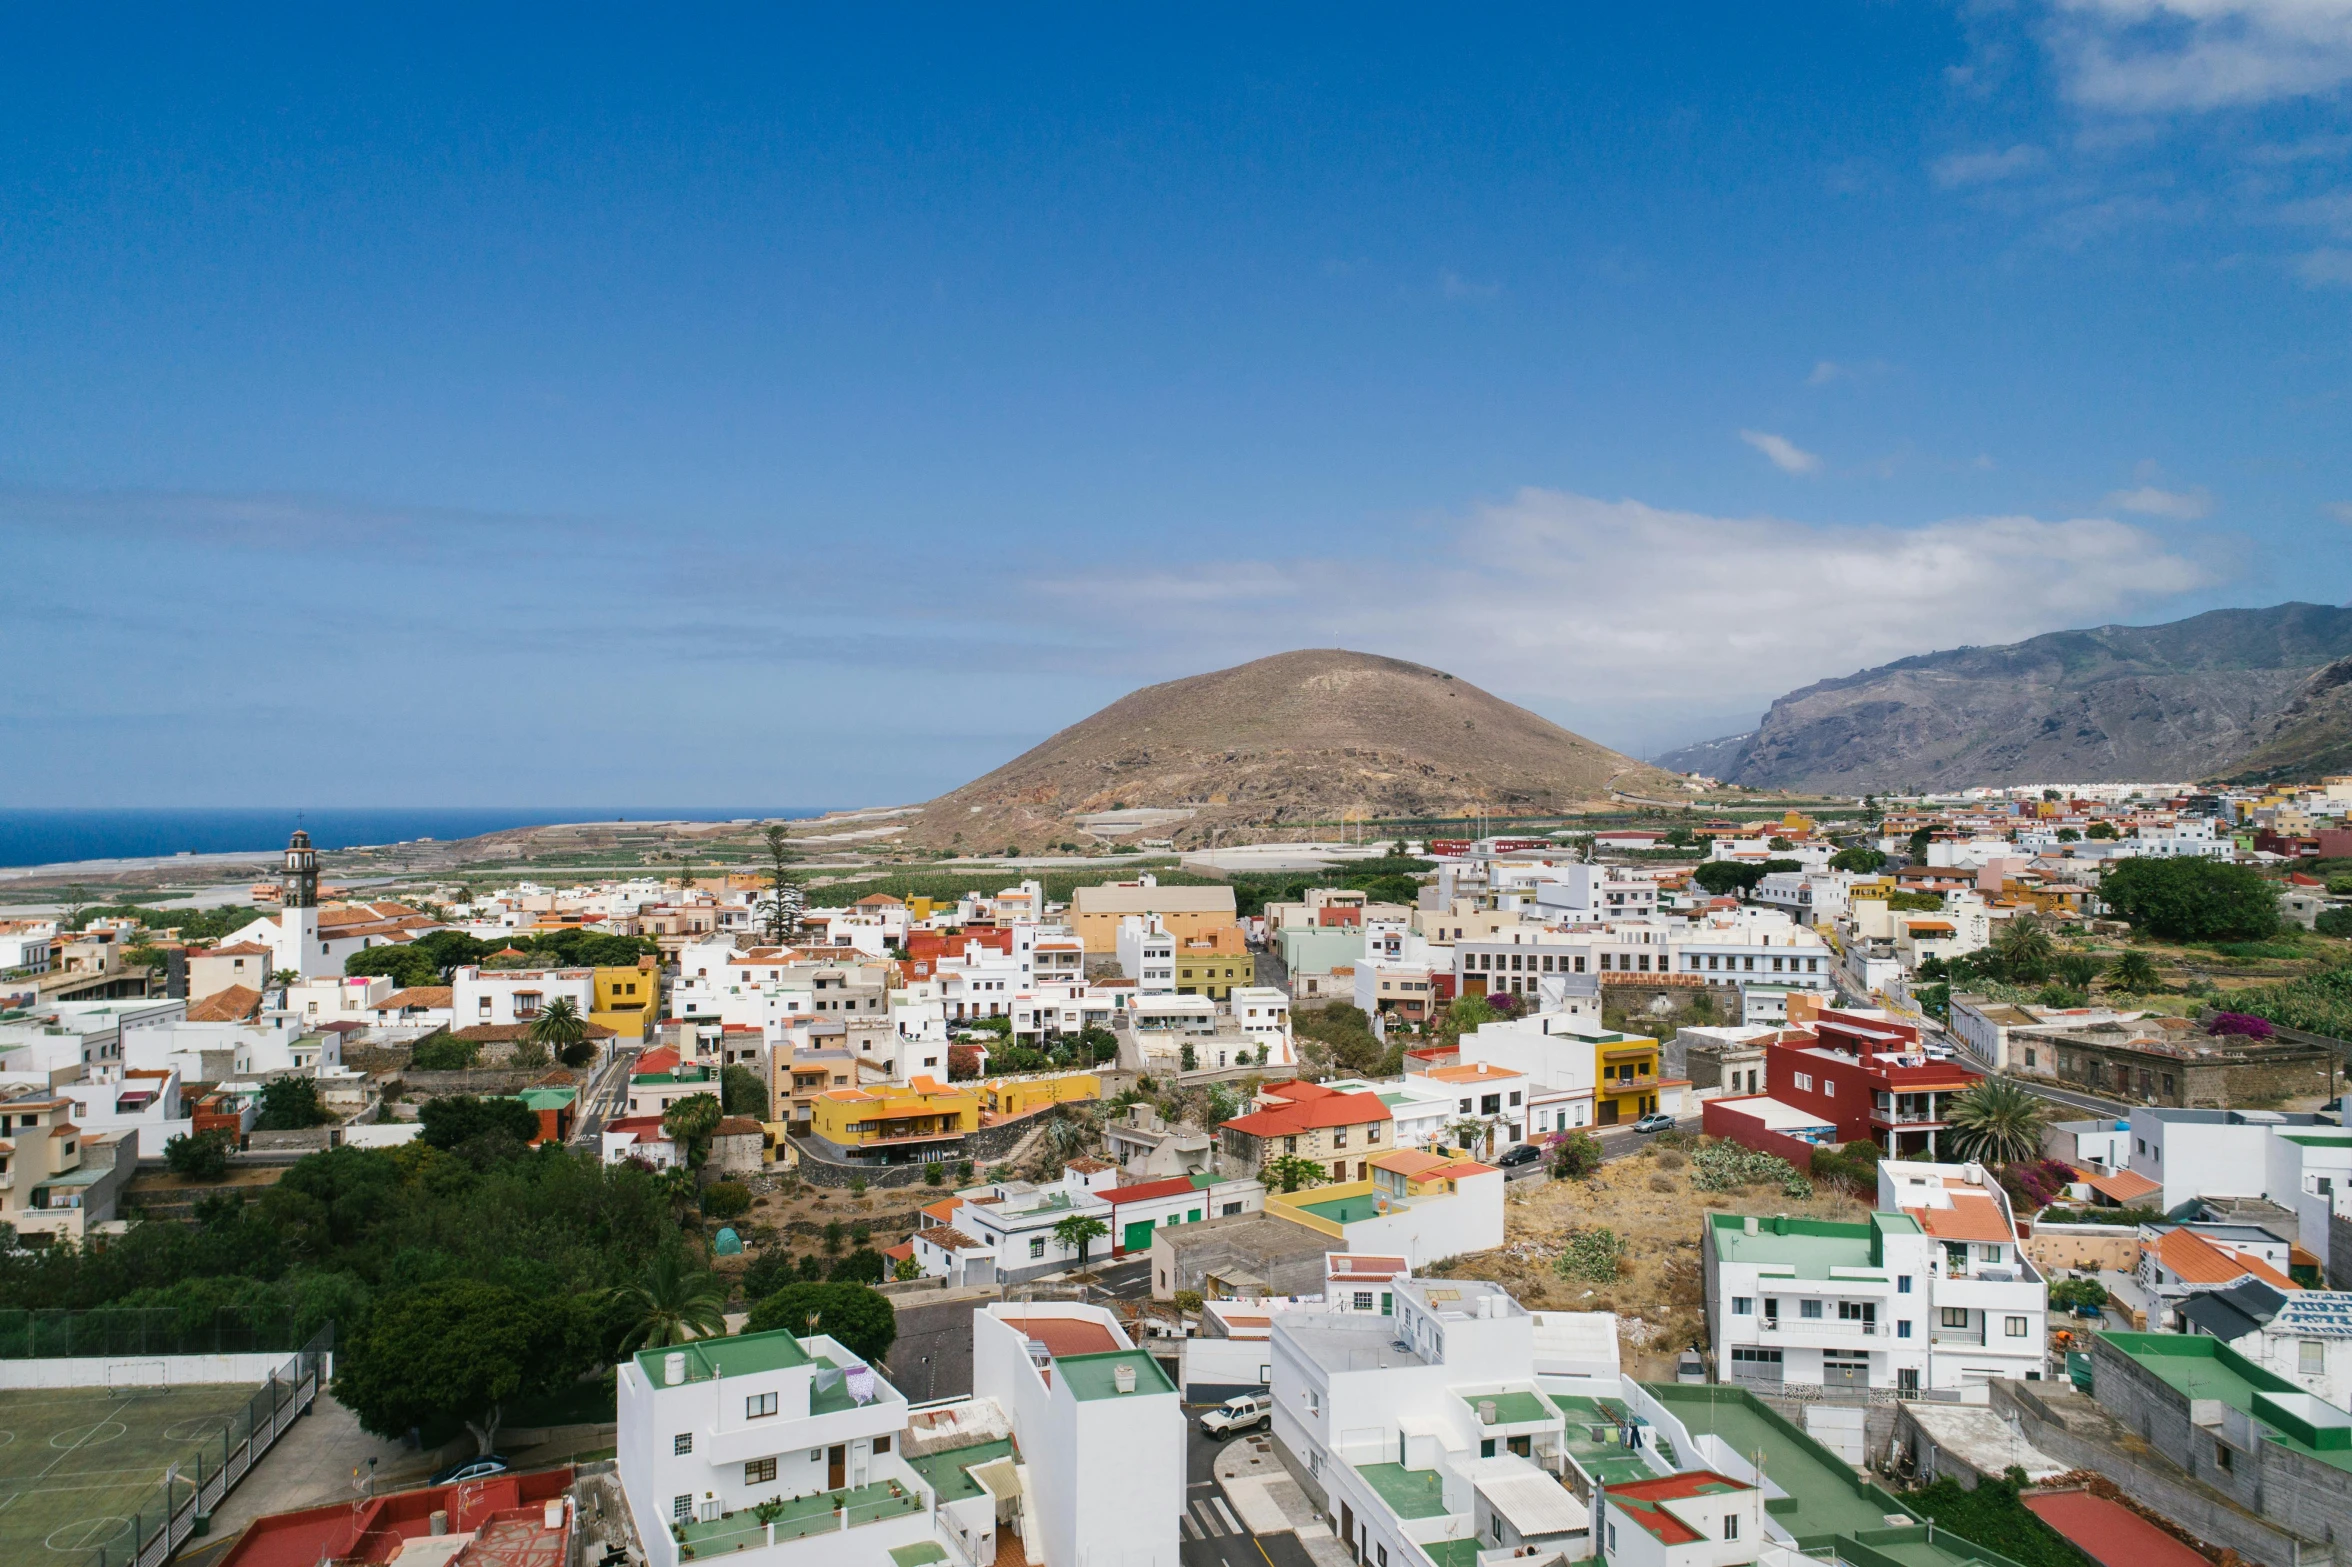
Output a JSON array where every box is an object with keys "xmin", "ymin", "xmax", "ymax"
[{"xmin": 0, "ymin": 1383, "xmax": 267, "ymax": 1562}]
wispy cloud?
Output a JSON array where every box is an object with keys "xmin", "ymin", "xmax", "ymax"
[
  {"xmin": 1932, "ymin": 144, "xmax": 2048, "ymax": 187},
  {"xmin": 2326, "ymin": 501, "xmax": 2352, "ymax": 523},
  {"xmin": 1806, "ymin": 359, "xmax": 1890, "ymax": 386},
  {"xmin": 2103, "ymin": 483, "xmax": 2213, "ymax": 518},
  {"xmin": 1738, "ymin": 430, "xmax": 1823, "ymax": 475},
  {"xmin": 1037, "ymin": 491, "xmax": 2217, "ymax": 726},
  {"xmin": 1439, "ymin": 269, "xmax": 1501, "ymax": 301},
  {"xmin": 2295, "ymin": 247, "xmax": 2352, "ymax": 285},
  {"xmin": 2047, "ymin": 0, "xmax": 2352, "ymax": 112}
]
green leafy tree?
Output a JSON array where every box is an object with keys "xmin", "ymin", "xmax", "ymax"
[
  {"xmin": 2052, "ymin": 952, "xmax": 2105, "ymax": 990},
  {"xmin": 721, "ymin": 1065, "xmax": 770, "ymax": 1120},
  {"xmin": 892, "ymin": 1256, "xmax": 922, "ymax": 1281},
  {"xmin": 1907, "ymin": 826, "xmax": 1935, "ymax": 860},
  {"xmin": 2055, "ymin": 828, "xmax": 2081, "ymax": 842},
  {"xmin": 1943, "ymin": 1079, "xmax": 2049, "ymax": 1166},
  {"xmin": 1829, "ymin": 847, "xmax": 1888, "ymax": 873},
  {"xmin": 2316, "ymin": 908, "xmax": 2352, "ymax": 938},
  {"xmin": 418, "ymin": 1094, "xmax": 541, "ymax": 1152},
  {"xmin": 2048, "ymin": 1277, "xmax": 2108, "ymax": 1313},
  {"xmin": 743, "ymin": 1281, "xmax": 897, "ymax": 1362},
  {"xmin": 164, "ymin": 1130, "xmax": 234, "ymax": 1181},
  {"xmin": 2101, "ymin": 858, "xmax": 2280, "ymax": 942},
  {"xmin": 409, "ymin": 1031, "xmax": 480, "ymax": 1070},
  {"xmin": 1261, "ymin": 1153, "xmax": 1327, "ymax": 1194},
  {"xmin": 334, "ymin": 1279, "xmax": 577, "ymax": 1455},
  {"xmin": 1052, "ymin": 1214, "xmax": 1108, "ymax": 1267},
  {"xmin": 662, "ymin": 1092, "xmax": 725, "ymax": 1168},
  {"xmin": 829, "ymin": 1247, "xmax": 887, "ymax": 1284},
  {"xmin": 1692, "ymin": 861, "xmax": 1768, "ymax": 901},
  {"xmin": 254, "ymin": 1077, "xmax": 331, "ymax": 1131},
  {"xmin": 2085, "ymin": 821, "xmax": 2119, "ymax": 840},
  {"xmin": 1443, "ymin": 994, "xmax": 1496, "ymax": 1038},
  {"xmin": 345, "ymin": 944, "xmax": 441, "ymax": 988},
  {"xmin": 609, "ymin": 1251, "xmax": 728, "ymax": 1351}
]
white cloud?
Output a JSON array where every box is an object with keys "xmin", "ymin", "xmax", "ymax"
[
  {"xmin": 2047, "ymin": 0, "xmax": 2352, "ymax": 112},
  {"xmin": 1932, "ymin": 144, "xmax": 2048, "ymax": 187},
  {"xmin": 1036, "ymin": 490, "xmax": 2214, "ymax": 722},
  {"xmin": 2325, "ymin": 501, "xmax": 2352, "ymax": 522},
  {"xmin": 2295, "ymin": 246, "xmax": 2352, "ymax": 284},
  {"xmin": 1739, "ymin": 430, "xmax": 1823, "ymax": 475},
  {"xmin": 1439, "ymin": 270, "xmax": 1501, "ymax": 301},
  {"xmin": 2103, "ymin": 483, "xmax": 2213, "ymax": 517}
]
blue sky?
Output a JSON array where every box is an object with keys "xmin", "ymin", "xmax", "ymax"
[{"xmin": 7, "ymin": 3, "xmax": 2352, "ymax": 806}]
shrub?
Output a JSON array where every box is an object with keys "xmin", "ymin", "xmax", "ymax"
[
  {"xmin": 828, "ymin": 1247, "xmax": 886, "ymax": 1284},
  {"xmin": 2206, "ymin": 1011, "xmax": 2276, "ymax": 1040},
  {"xmin": 2318, "ymin": 908, "xmax": 2352, "ymax": 937},
  {"xmin": 1554, "ymin": 1228, "xmax": 1626, "ymax": 1282},
  {"xmin": 410, "ymin": 1032, "xmax": 480, "ymax": 1071},
  {"xmin": 254, "ymin": 1077, "xmax": 331, "ymax": 1131},
  {"xmin": 743, "ymin": 1281, "xmax": 896, "ymax": 1361},
  {"xmin": 2049, "ymin": 1278, "xmax": 2108, "ymax": 1313},
  {"xmin": 164, "ymin": 1130, "xmax": 234, "ymax": 1181},
  {"xmin": 1690, "ymin": 1140, "xmax": 1813, "ymax": 1198},
  {"xmin": 1173, "ymin": 1290, "xmax": 1204, "ymax": 1315},
  {"xmin": 701, "ymin": 1182, "xmax": 751, "ymax": 1220},
  {"xmin": 1547, "ymin": 1130, "xmax": 1603, "ymax": 1179},
  {"xmin": 923, "ymin": 1162, "xmax": 943, "ymax": 1187},
  {"xmin": 1903, "ymin": 1475, "xmax": 2093, "ymax": 1567}
]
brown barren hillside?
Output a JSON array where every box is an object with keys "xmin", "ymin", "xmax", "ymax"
[{"xmin": 903, "ymin": 649, "xmax": 1679, "ymax": 850}]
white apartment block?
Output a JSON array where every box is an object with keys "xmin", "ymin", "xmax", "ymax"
[
  {"xmin": 1117, "ymin": 917, "xmax": 1178, "ymax": 995},
  {"xmin": 1704, "ymin": 1162, "xmax": 2047, "ymax": 1398},
  {"xmin": 1532, "ymin": 863, "xmax": 1659, "ymax": 921},
  {"xmin": 1270, "ymin": 1277, "xmax": 1595, "ymax": 1567},
  {"xmin": 452, "ymin": 965, "xmax": 596, "ymax": 1028}
]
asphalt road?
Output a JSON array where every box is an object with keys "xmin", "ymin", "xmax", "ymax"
[
  {"xmin": 2005, "ymin": 1077, "xmax": 2134, "ymax": 1119},
  {"xmin": 1182, "ymin": 1418, "xmax": 1318, "ymax": 1567},
  {"xmin": 570, "ymin": 1042, "xmax": 642, "ymax": 1145}
]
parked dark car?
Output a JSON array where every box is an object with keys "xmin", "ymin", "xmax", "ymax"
[
  {"xmin": 429, "ymin": 1455, "xmax": 511, "ymax": 1487},
  {"xmin": 1496, "ymin": 1143, "xmax": 1544, "ymax": 1168}
]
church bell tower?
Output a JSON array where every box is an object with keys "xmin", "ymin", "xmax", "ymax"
[{"xmin": 279, "ymin": 827, "xmax": 322, "ymax": 978}]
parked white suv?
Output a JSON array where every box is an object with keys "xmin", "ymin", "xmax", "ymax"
[{"xmin": 1199, "ymin": 1394, "xmax": 1270, "ymax": 1435}]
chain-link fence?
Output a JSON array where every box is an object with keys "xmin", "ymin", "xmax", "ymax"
[
  {"xmin": 84, "ymin": 1323, "xmax": 334, "ymax": 1567},
  {"xmin": 0, "ymin": 1307, "xmax": 306, "ymax": 1361}
]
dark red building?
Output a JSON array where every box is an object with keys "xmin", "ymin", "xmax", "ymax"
[{"xmin": 1763, "ymin": 1008, "xmax": 1981, "ymax": 1156}]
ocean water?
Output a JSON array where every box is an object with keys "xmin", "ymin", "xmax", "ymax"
[{"xmin": 0, "ymin": 808, "xmax": 832, "ymax": 870}]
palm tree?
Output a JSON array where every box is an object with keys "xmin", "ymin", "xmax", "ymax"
[
  {"xmin": 610, "ymin": 1252, "xmax": 728, "ymax": 1352},
  {"xmin": 663, "ymin": 1092, "xmax": 725, "ymax": 1169},
  {"xmin": 1992, "ymin": 913, "xmax": 2055, "ymax": 982},
  {"xmin": 2108, "ymin": 951, "xmax": 2161, "ymax": 995},
  {"xmin": 527, "ymin": 995, "xmax": 593, "ymax": 1065},
  {"xmin": 1943, "ymin": 1079, "xmax": 2049, "ymax": 1165}
]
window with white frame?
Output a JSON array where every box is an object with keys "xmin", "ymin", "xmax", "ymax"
[{"xmin": 746, "ymin": 1391, "xmax": 778, "ymax": 1419}]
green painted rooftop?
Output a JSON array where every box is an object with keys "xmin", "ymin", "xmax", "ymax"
[
  {"xmin": 2276, "ymin": 1133, "xmax": 2352, "ymax": 1147},
  {"xmin": 1706, "ymin": 1211, "xmax": 1917, "ymax": 1277},
  {"xmin": 889, "ymin": 1546, "xmax": 948, "ymax": 1567},
  {"xmin": 904, "ymin": 1437, "xmax": 1016, "ymax": 1503},
  {"xmin": 1056, "ymin": 1349, "xmax": 1175, "ymax": 1401},
  {"xmin": 1462, "ymin": 1389, "xmax": 1558, "ymax": 1427},
  {"xmin": 2101, "ymin": 1333, "xmax": 2352, "ymax": 1472},
  {"xmin": 513, "ymin": 1087, "xmax": 577, "ymax": 1109},
  {"xmin": 1643, "ymin": 1384, "xmax": 1912, "ymax": 1538},
  {"xmin": 1355, "ymin": 1462, "xmax": 1448, "ymax": 1520},
  {"xmin": 633, "ymin": 1326, "xmax": 811, "ymax": 1383},
  {"xmin": 1299, "ymin": 1193, "xmax": 1382, "ymax": 1224}
]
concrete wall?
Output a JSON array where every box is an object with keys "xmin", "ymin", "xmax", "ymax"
[{"xmin": 0, "ymin": 1350, "xmax": 313, "ymax": 1388}]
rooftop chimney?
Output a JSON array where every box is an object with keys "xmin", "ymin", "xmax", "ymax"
[{"xmin": 1113, "ymin": 1363, "xmax": 1138, "ymax": 1394}]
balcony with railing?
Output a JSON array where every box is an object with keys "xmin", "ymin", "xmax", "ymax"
[{"xmin": 1758, "ymin": 1314, "xmax": 1879, "ymax": 1344}]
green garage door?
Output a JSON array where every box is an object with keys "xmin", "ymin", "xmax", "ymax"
[{"xmin": 1124, "ymin": 1219, "xmax": 1156, "ymax": 1255}]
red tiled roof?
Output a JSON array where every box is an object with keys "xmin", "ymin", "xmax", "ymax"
[
  {"xmin": 2155, "ymin": 1227, "xmax": 2298, "ymax": 1289},
  {"xmin": 997, "ymin": 1316, "xmax": 1121, "ymax": 1357},
  {"xmin": 1101, "ymin": 1177, "xmax": 1200, "ymax": 1206},
  {"xmin": 1225, "ymin": 1088, "xmax": 1391, "ymax": 1137},
  {"xmin": 185, "ymin": 986, "xmax": 264, "ymax": 1023},
  {"xmin": 1904, "ymin": 1191, "xmax": 2014, "ymax": 1244},
  {"xmin": 2085, "ymin": 1168, "xmax": 2160, "ymax": 1204},
  {"xmin": 2022, "ymin": 1491, "xmax": 2208, "ymax": 1567},
  {"xmin": 376, "ymin": 987, "xmax": 454, "ymax": 1009}
]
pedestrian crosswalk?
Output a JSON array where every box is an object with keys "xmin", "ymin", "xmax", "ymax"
[{"xmin": 1180, "ymin": 1495, "xmax": 1246, "ymax": 1540}]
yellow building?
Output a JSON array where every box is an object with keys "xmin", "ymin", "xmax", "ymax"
[
  {"xmin": 980, "ymin": 1070, "xmax": 1100, "ymax": 1121},
  {"xmin": 1174, "ymin": 927, "xmax": 1253, "ymax": 999},
  {"xmin": 1070, "ymin": 880, "xmax": 1238, "ymax": 954},
  {"xmin": 592, "ymin": 959, "xmax": 660, "ymax": 1042},
  {"xmin": 809, "ymin": 1076, "xmax": 979, "ymax": 1152},
  {"xmin": 1593, "ymin": 1032, "xmax": 1663, "ymax": 1126}
]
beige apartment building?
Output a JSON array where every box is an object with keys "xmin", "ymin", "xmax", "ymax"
[{"xmin": 1070, "ymin": 878, "xmax": 1238, "ymax": 954}]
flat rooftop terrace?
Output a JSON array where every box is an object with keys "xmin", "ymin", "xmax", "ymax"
[{"xmin": 1644, "ymin": 1384, "xmax": 1906, "ymax": 1540}]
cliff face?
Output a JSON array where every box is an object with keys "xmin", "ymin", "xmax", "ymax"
[
  {"xmin": 1660, "ymin": 604, "xmax": 2352, "ymax": 792},
  {"xmin": 904, "ymin": 648, "xmax": 1681, "ymax": 849}
]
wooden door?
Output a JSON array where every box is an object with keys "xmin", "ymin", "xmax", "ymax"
[{"xmin": 828, "ymin": 1444, "xmax": 846, "ymax": 1488}]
